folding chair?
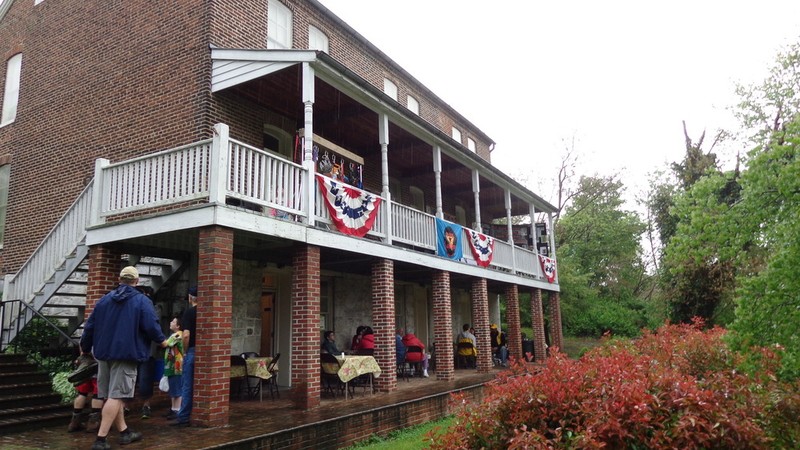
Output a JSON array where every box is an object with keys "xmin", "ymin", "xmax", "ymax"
[
  {"xmin": 320, "ymin": 353, "xmax": 345, "ymax": 398},
  {"xmin": 240, "ymin": 352, "xmax": 262, "ymax": 400}
]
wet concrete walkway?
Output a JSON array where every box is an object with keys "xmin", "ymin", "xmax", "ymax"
[{"xmin": 0, "ymin": 370, "xmax": 497, "ymax": 449}]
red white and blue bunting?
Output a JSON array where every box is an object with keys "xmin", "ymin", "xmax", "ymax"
[
  {"xmin": 466, "ymin": 230, "xmax": 494, "ymax": 267},
  {"xmin": 316, "ymin": 174, "xmax": 382, "ymax": 238},
  {"xmin": 538, "ymin": 255, "xmax": 557, "ymax": 283}
]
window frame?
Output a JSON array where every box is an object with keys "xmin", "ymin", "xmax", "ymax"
[
  {"xmin": 406, "ymin": 95, "xmax": 419, "ymax": 115},
  {"xmin": 268, "ymin": 0, "xmax": 293, "ymax": 49},
  {"xmin": 308, "ymin": 25, "xmax": 329, "ymax": 53},
  {"xmin": 383, "ymin": 78, "xmax": 398, "ymax": 101},
  {"xmin": 1, "ymin": 54, "xmax": 22, "ymax": 127},
  {"xmin": 451, "ymin": 127, "xmax": 462, "ymax": 144},
  {"xmin": 467, "ymin": 138, "xmax": 476, "ymax": 153}
]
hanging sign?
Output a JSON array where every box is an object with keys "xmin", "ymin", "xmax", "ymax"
[
  {"xmin": 436, "ymin": 218, "xmax": 463, "ymax": 261},
  {"xmin": 538, "ymin": 255, "xmax": 557, "ymax": 283},
  {"xmin": 466, "ymin": 230, "xmax": 494, "ymax": 267},
  {"xmin": 316, "ymin": 174, "xmax": 381, "ymax": 237}
]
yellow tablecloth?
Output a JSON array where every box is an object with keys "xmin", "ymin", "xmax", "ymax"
[
  {"xmin": 334, "ymin": 355, "xmax": 381, "ymax": 383},
  {"xmin": 231, "ymin": 356, "xmax": 275, "ymax": 379}
]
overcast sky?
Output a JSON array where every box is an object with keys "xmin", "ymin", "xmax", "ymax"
[{"xmin": 318, "ymin": 1, "xmax": 800, "ymax": 206}]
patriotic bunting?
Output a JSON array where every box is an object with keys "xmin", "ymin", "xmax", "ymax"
[
  {"xmin": 316, "ymin": 174, "xmax": 381, "ymax": 238},
  {"xmin": 466, "ymin": 229, "xmax": 494, "ymax": 267},
  {"xmin": 538, "ymin": 255, "xmax": 557, "ymax": 283},
  {"xmin": 436, "ymin": 218, "xmax": 463, "ymax": 261}
]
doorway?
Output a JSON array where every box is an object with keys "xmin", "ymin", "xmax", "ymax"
[{"xmin": 260, "ymin": 291, "xmax": 275, "ymax": 356}]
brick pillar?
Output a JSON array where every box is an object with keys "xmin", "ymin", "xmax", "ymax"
[
  {"xmin": 194, "ymin": 226, "xmax": 234, "ymax": 427},
  {"xmin": 471, "ymin": 278, "xmax": 491, "ymax": 373},
  {"xmin": 548, "ymin": 291, "xmax": 564, "ymax": 353},
  {"xmin": 372, "ymin": 259, "xmax": 396, "ymax": 393},
  {"xmin": 290, "ymin": 244, "xmax": 321, "ymax": 410},
  {"xmin": 85, "ymin": 245, "xmax": 120, "ymax": 318},
  {"xmin": 504, "ymin": 285, "xmax": 521, "ymax": 362},
  {"xmin": 530, "ymin": 288, "xmax": 547, "ymax": 362},
  {"xmin": 432, "ymin": 271, "xmax": 454, "ymax": 381}
]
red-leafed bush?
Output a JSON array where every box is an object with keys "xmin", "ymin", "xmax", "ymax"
[{"xmin": 428, "ymin": 320, "xmax": 800, "ymax": 449}]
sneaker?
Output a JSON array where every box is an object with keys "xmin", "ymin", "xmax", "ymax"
[
  {"xmin": 119, "ymin": 429, "xmax": 142, "ymax": 445},
  {"xmin": 169, "ymin": 420, "xmax": 190, "ymax": 427},
  {"xmin": 91, "ymin": 439, "xmax": 111, "ymax": 450},
  {"xmin": 140, "ymin": 405, "xmax": 151, "ymax": 419},
  {"xmin": 163, "ymin": 410, "xmax": 177, "ymax": 420},
  {"xmin": 422, "ymin": 370, "xmax": 429, "ymax": 378}
]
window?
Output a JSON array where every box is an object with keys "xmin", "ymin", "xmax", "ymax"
[
  {"xmin": 1, "ymin": 54, "xmax": 22, "ymax": 127},
  {"xmin": 467, "ymin": 138, "xmax": 476, "ymax": 153},
  {"xmin": 383, "ymin": 78, "xmax": 397, "ymax": 101},
  {"xmin": 407, "ymin": 95, "xmax": 419, "ymax": 115},
  {"xmin": 0, "ymin": 164, "xmax": 9, "ymax": 246},
  {"xmin": 308, "ymin": 25, "xmax": 329, "ymax": 52},
  {"xmin": 455, "ymin": 205, "xmax": 467, "ymax": 226},
  {"xmin": 451, "ymin": 127, "xmax": 461, "ymax": 143},
  {"xmin": 268, "ymin": 0, "xmax": 293, "ymax": 49}
]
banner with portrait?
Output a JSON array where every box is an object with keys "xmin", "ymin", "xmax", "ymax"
[{"xmin": 436, "ymin": 218, "xmax": 463, "ymax": 261}]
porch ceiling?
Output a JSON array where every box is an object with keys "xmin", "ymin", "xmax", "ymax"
[{"xmin": 223, "ymin": 63, "xmax": 538, "ymax": 222}]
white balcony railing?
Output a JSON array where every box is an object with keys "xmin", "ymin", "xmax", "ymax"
[{"xmin": 92, "ymin": 123, "xmax": 555, "ymax": 284}]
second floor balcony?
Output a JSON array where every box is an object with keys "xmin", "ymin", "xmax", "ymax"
[{"xmin": 86, "ymin": 123, "xmax": 559, "ymax": 290}]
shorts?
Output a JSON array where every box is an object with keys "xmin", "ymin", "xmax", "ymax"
[
  {"xmin": 96, "ymin": 360, "xmax": 138, "ymax": 400},
  {"xmin": 75, "ymin": 378, "xmax": 98, "ymax": 396},
  {"xmin": 167, "ymin": 374, "xmax": 183, "ymax": 398}
]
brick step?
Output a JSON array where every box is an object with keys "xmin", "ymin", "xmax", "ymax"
[
  {"xmin": 0, "ymin": 380, "xmax": 54, "ymax": 396},
  {"xmin": 0, "ymin": 404, "xmax": 72, "ymax": 435},
  {"xmin": 0, "ymin": 391, "xmax": 63, "ymax": 409},
  {"xmin": 0, "ymin": 371, "xmax": 50, "ymax": 385},
  {"xmin": 0, "ymin": 361, "xmax": 37, "ymax": 374},
  {"xmin": 0, "ymin": 354, "xmax": 27, "ymax": 364}
]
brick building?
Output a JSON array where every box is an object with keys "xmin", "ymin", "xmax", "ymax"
[{"xmin": 0, "ymin": 0, "xmax": 562, "ymax": 426}]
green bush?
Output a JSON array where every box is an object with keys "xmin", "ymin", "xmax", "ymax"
[{"xmin": 431, "ymin": 319, "xmax": 800, "ymax": 449}]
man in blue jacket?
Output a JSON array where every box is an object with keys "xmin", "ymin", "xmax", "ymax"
[{"xmin": 80, "ymin": 266, "xmax": 167, "ymax": 450}]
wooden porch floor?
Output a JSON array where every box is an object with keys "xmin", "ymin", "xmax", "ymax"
[{"xmin": 0, "ymin": 368, "xmax": 506, "ymax": 449}]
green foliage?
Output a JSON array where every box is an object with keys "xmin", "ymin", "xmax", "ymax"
[
  {"xmin": 431, "ymin": 321, "xmax": 800, "ymax": 449},
  {"xmin": 7, "ymin": 317, "xmax": 67, "ymax": 354},
  {"xmin": 52, "ymin": 372, "xmax": 78, "ymax": 404}
]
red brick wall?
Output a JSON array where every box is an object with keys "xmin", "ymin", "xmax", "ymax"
[
  {"xmin": 530, "ymin": 288, "xmax": 547, "ymax": 362},
  {"xmin": 371, "ymin": 258, "xmax": 396, "ymax": 393},
  {"xmin": 548, "ymin": 291, "xmax": 564, "ymax": 352},
  {"xmin": 432, "ymin": 271, "xmax": 454, "ymax": 381},
  {"xmin": 504, "ymin": 285, "xmax": 521, "ymax": 361},
  {"xmin": 84, "ymin": 245, "xmax": 121, "ymax": 317},
  {"xmin": 471, "ymin": 278, "xmax": 491, "ymax": 373},
  {"xmin": 290, "ymin": 244, "xmax": 321, "ymax": 409},
  {"xmin": 0, "ymin": 0, "xmax": 209, "ymax": 272},
  {"xmin": 194, "ymin": 226, "xmax": 234, "ymax": 427}
]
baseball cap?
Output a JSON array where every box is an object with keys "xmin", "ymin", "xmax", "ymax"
[{"xmin": 120, "ymin": 266, "xmax": 139, "ymax": 279}]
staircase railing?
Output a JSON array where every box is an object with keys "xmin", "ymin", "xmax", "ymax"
[
  {"xmin": 1, "ymin": 182, "xmax": 93, "ymax": 348},
  {"xmin": 0, "ymin": 299, "xmax": 78, "ymax": 351}
]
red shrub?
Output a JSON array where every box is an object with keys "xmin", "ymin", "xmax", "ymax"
[{"xmin": 430, "ymin": 321, "xmax": 799, "ymax": 450}]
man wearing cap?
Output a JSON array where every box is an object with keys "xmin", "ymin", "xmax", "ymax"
[
  {"xmin": 80, "ymin": 266, "xmax": 167, "ymax": 450},
  {"xmin": 171, "ymin": 286, "xmax": 197, "ymax": 427}
]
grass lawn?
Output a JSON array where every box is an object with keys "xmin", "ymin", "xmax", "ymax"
[{"xmin": 344, "ymin": 416, "xmax": 455, "ymax": 450}]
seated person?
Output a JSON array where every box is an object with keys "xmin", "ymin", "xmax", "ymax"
[
  {"xmin": 321, "ymin": 330, "xmax": 342, "ymax": 355},
  {"xmin": 350, "ymin": 325, "xmax": 366, "ymax": 352},
  {"xmin": 395, "ymin": 328, "xmax": 406, "ymax": 365},
  {"xmin": 490, "ymin": 323, "xmax": 508, "ymax": 367},
  {"xmin": 355, "ymin": 326, "xmax": 375, "ymax": 354},
  {"xmin": 401, "ymin": 330, "xmax": 430, "ymax": 377},
  {"xmin": 456, "ymin": 324, "xmax": 477, "ymax": 368}
]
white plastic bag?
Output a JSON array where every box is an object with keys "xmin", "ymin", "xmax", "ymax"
[{"xmin": 159, "ymin": 375, "xmax": 169, "ymax": 392}]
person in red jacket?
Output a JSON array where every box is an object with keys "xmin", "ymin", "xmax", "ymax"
[
  {"xmin": 350, "ymin": 325, "xmax": 366, "ymax": 352},
  {"xmin": 402, "ymin": 331, "xmax": 430, "ymax": 377},
  {"xmin": 357, "ymin": 326, "xmax": 375, "ymax": 354}
]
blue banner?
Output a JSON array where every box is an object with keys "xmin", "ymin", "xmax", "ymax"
[{"xmin": 436, "ymin": 218, "xmax": 463, "ymax": 261}]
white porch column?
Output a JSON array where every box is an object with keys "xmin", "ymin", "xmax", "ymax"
[
  {"xmin": 302, "ymin": 62, "xmax": 316, "ymax": 226},
  {"xmin": 379, "ymin": 113, "xmax": 392, "ymax": 244},
  {"xmin": 548, "ymin": 212, "xmax": 558, "ymax": 283},
  {"xmin": 505, "ymin": 189, "xmax": 516, "ymax": 272},
  {"xmin": 209, "ymin": 123, "xmax": 229, "ymax": 205},
  {"xmin": 433, "ymin": 145, "xmax": 443, "ymax": 219},
  {"xmin": 530, "ymin": 204, "xmax": 541, "ymax": 278},
  {"xmin": 90, "ymin": 158, "xmax": 110, "ymax": 227},
  {"xmin": 472, "ymin": 169, "xmax": 481, "ymax": 232}
]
